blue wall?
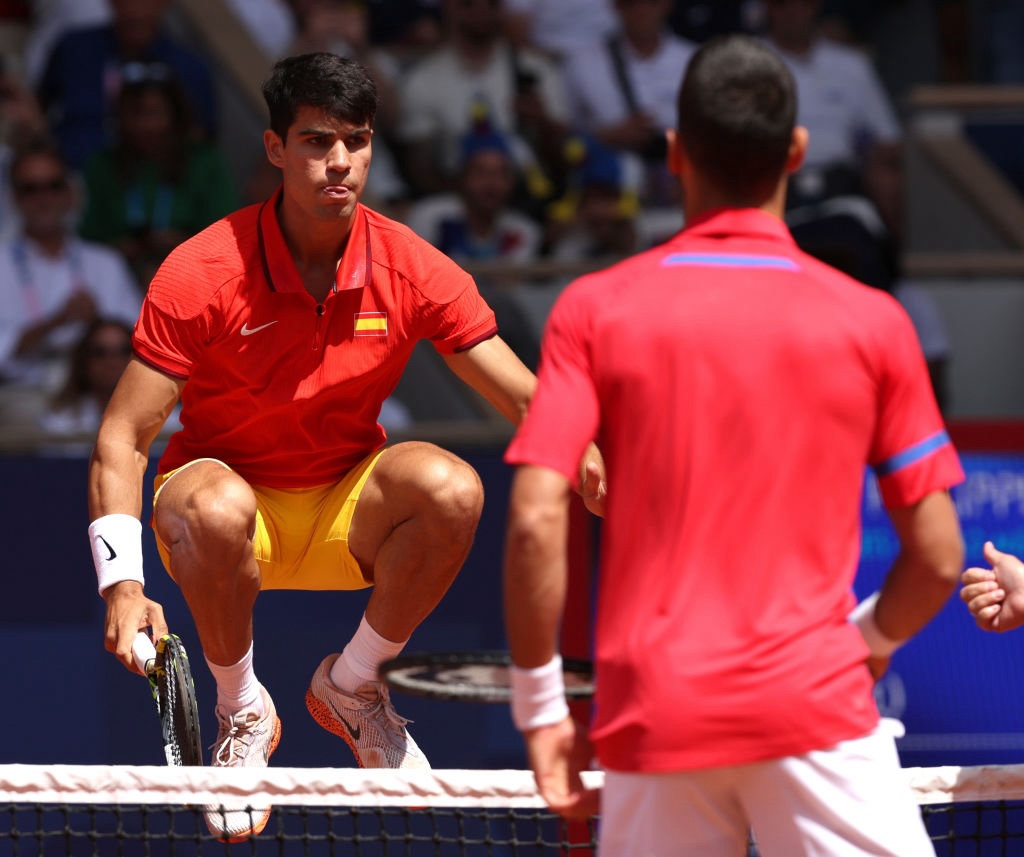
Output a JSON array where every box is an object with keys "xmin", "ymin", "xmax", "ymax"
[{"xmin": 1, "ymin": 450, "xmax": 1023, "ymax": 771}]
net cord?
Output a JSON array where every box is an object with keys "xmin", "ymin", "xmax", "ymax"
[
  {"xmin": 0, "ymin": 764, "xmax": 1021, "ymax": 808},
  {"xmin": 0, "ymin": 766, "xmax": 600, "ymax": 807}
]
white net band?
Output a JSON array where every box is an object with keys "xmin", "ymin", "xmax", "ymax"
[
  {"xmin": 0, "ymin": 765, "xmax": 603, "ymax": 808},
  {"xmin": 1, "ymin": 763, "xmax": 1023, "ymax": 808}
]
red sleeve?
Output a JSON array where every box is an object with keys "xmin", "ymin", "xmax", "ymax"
[
  {"xmin": 131, "ymin": 251, "xmax": 211, "ymax": 380},
  {"xmin": 870, "ymin": 300, "xmax": 964, "ymax": 507}
]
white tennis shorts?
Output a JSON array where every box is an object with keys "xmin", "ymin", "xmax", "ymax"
[{"xmin": 599, "ymin": 725, "xmax": 934, "ymax": 857}]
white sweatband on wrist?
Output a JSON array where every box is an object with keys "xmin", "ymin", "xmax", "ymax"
[
  {"xmin": 510, "ymin": 655, "xmax": 570, "ymax": 731},
  {"xmin": 849, "ymin": 591, "xmax": 902, "ymax": 658},
  {"xmin": 89, "ymin": 514, "xmax": 145, "ymax": 596}
]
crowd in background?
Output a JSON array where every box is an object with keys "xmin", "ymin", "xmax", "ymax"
[{"xmin": 0, "ymin": 0, "xmax": 1013, "ymax": 445}]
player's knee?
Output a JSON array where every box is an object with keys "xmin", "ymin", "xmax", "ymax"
[
  {"xmin": 175, "ymin": 478, "xmax": 256, "ymax": 555},
  {"xmin": 426, "ymin": 458, "xmax": 484, "ymax": 533}
]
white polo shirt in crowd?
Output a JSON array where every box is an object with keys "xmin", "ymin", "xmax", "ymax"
[
  {"xmin": 561, "ymin": 29, "xmax": 697, "ymax": 135},
  {"xmin": 768, "ymin": 37, "xmax": 902, "ymax": 170},
  {"xmin": 502, "ymin": 0, "xmax": 618, "ymax": 64},
  {"xmin": 397, "ymin": 42, "xmax": 569, "ymax": 179},
  {"xmin": 0, "ymin": 235, "xmax": 141, "ymax": 384}
]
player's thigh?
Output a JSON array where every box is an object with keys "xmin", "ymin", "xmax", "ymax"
[
  {"xmin": 741, "ymin": 728, "xmax": 934, "ymax": 857},
  {"xmin": 600, "ymin": 769, "xmax": 749, "ymax": 857},
  {"xmin": 152, "ymin": 458, "xmax": 255, "ymax": 549},
  {"xmin": 348, "ymin": 441, "xmax": 484, "ymax": 564}
]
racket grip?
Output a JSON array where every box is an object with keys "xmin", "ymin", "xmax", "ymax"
[{"xmin": 132, "ymin": 632, "xmax": 157, "ymax": 674}]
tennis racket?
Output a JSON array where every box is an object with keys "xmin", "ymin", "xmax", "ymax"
[
  {"xmin": 132, "ymin": 632, "xmax": 203, "ymax": 767},
  {"xmin": 380, "ymin": 651, "xmax": 594, "ymax": 703}
]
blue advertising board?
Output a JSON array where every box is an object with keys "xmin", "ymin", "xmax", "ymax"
[{"xmin": 860, "ymin": 453, "xmax": 1024, "ymax": 768}]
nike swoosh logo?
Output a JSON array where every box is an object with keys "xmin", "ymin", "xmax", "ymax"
[
  {"xmin": 241, "ymin": 320, "xmax": 278, "ymax": 336},
  {"xmin": 339, "ymin": 713, "xmax": 361, "ymax": 742},
  {"xmin": 98, "ymin": 536, "xmax": 116, "ymax": 561}
]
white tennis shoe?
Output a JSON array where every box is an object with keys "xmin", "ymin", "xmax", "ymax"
[
  {"xmin": 204, "ymin": 684, "xmax": 282, "ymax": 842},
  {"xmin": 305, "ymin": 654, "xmax": 430, "ymax": 769}
]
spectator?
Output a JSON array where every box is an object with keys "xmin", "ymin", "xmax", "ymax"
[
  {"xmin": 405, "ymin": 124, "xmax": 543, "ymax": 370},
  {"xmin": 0, "ymin": 58, "xmax": 50, "ymax": 240},
  {"xmin": 395, "ymin": 0, "xmax": 570, "ymax": 210},
  {"xmin": 22, "ymin": 0, "xmax": 111, "ymax": 88},
  {"xmin": 763, "ymin": 0, "xmax": 901, "ymax": 208},
  {"xmin": 363, "ymin": 0, "xmax": 442, "ymax": 56},
  {"xmin": 0, "ymin": 141, "xmax": 139, "ymax": 421},
  {"xmin": 36, "ymin": 0, "xmax": 217, "ymax": 170},
  {"xmin": 546, "ymin": 135, "xmax": 638, "ymax": 262},
  {"xmin": 559, "ymin": 0, "xmax": 697, "ymax": 207},
  {"xmin": 77, "ymin": 66, "xmax": 239, "ymax": 283},
  {"xmin": 404, "ymin": 125, "xmax": 541, "ymax": 264},
  {"xmin": 223, "ymin": 0, "xmax": 297, "ymax": 60},
  {"xmin": 501, "ymin": 0, "xmax": 618, "ymax": 65},
  {"xmin": 39, "ymin": 317, "xmax": 183, "ymax": 454}
]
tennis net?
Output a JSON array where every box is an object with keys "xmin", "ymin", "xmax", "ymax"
[{"xmin": 0, "ymin": 763, "xmax": 1023, "ymax": 855}]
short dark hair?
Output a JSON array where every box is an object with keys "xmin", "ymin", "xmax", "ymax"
[
  {"xmin": 677, "ymin": 34, "xmax": 796, "ymax": 202},
  {"xmin": 261, "ymin": 53, "xmax": 379, "ymax": 140}
]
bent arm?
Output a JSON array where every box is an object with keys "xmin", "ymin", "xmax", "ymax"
[
  {"xmin": 89, "ymin": 357, "xmax": 184, "ymax": 669},
  {"xmin": 874, "ymin": 489, "xmax": 964, "ymax": 642},
  {"xmin": 443, "ymin": 335, "xmax": 537, "ymax": 427},
  {"xmin": 89, "ymin": 358, "xmax": 184, "ymax": 519},
  {"xmin": 447, "ymin": 334, "xmax": 608, "ymax": 516}
]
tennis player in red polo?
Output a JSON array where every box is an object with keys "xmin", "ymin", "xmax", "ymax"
[
  {"xmin": 87, "ymin": 53, "xmax": 605, "ymax": 843},
  {"xmin": 504, "ymin": 35, "xmax": 963, "ymax": 856}
]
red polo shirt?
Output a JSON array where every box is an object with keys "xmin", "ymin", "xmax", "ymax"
[
  {"xmin": 506, "ymin": 208, "xmax": 963, "ymax": 773},
  {"xmin": 135, "ymin": 191, "xmax": 497, "ymax": 487}
]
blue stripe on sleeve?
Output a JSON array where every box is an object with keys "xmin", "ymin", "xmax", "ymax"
[{"xmin": 874, "ymin": 430, "xmax": 952, "ymax": 477}]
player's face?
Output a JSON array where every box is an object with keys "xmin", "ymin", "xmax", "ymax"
[{"xmin": 265, "ymin": 105, "xmax": 373, "ymax": 222}]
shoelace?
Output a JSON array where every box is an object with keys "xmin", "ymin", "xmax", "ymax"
[
  {"xmin": 211, "ymin": 710, "xmax": 260, "ymax": 765},
  {"xmin": 352, "ymin": 688, "xmax": 412, "ymax": 739}
]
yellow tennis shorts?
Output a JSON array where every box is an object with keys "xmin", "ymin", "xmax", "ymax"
[{"xmin": 152, "ymin": 450, "xmax": 386, "ymax": 591}]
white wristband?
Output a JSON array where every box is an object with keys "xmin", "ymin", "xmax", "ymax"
[
  {"xmin": 849, "ymin": 591, "xmax": 902, "ymax": 658},
  {"xmin": 89, "ymin": 514, "xmax": 144, "ymax": 596},
  {"xmin": 510, "ymin": 655, "xmax": 571, "ymax": 731}
]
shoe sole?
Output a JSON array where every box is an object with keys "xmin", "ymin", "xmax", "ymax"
[
  {"xmin": 210, "ymin": 715, "xmax": 283, "ymax": 843},
  {"xmin": 305, "ymin": 688, "xmax": 366, "ymax": 768}
]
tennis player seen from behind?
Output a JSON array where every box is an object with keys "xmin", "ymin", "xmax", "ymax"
[
  {"xmin": 503, "ymin": 34, "xmax": 964, "ymax": 857},
  {"xmin": 86, "ymin": 52, "xmax": 605, "ymax": 843}
]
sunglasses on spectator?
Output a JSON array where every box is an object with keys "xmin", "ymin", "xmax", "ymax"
[
  {"xmin": 88, "ymin": 344, "xmax": 133, "ymax": 358},
  {"xmin": 13, "ymin": 177, "xmax": 69, "ymax": 196}
]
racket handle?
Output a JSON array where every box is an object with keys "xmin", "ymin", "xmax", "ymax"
[{"xmin": 132, "ymin": 631, "xmax": 157, "ymax": 674}]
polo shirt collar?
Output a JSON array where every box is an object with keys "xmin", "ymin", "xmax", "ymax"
[
  {"xmin": 257, "ymin": 186, "xmax": 372, "ymax": 294},
  {"xmin": 680, "ymin": 207, "xmax": 795, "ymax": 247}
]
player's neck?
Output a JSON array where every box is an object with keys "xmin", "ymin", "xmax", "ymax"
[
  {"xmin": 278, "ymin": 203, "xmax": 352, "ymax": 267},
  {"xmin": 280, "ymin": 221, "xmax": 351, "ymax": 303},
  {"xmin": 683, "ymin": 181, "xmax": 787, "ymax": 223}
]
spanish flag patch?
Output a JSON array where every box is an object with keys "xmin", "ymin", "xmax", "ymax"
[{"xmin": 354, "ymin": 311, "xmax": 387, "ymax": 337}]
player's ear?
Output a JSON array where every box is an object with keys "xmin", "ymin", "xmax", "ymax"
[
  {"xmin": 786, "ymin": 126, "xmax": 809, "ymax": 176},
  {"xmin": 264, "ymin": 128, "xmax": 285, "ymax": 168},
  {"xmin": 666, "ymin": 128, "xmax": 685, "ymax": 177}
]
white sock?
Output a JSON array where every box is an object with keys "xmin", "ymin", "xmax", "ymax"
[
  {"xmin": 206, "ymin": 642, "xmax": 263, "ymax": 717},
  {"xmin": 330, "ymin": 614, "xmax": 406, "ymax": 693}
]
